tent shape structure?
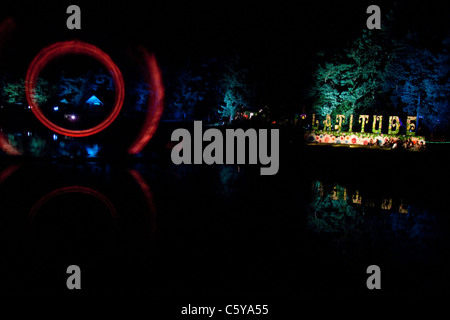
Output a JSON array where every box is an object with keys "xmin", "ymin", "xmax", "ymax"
[
  {"xmin": 60, "ymin": 98, "xmax": 69, "ymax": 104},
  {"xmin": 85, "ymin": 95, "xmax": 103, "ymax": 107}
]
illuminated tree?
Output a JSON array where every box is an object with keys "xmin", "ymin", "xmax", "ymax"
[
  {"xmin": 55, "ymin": 71, "xmax": 112, "ymax": 106},
  {"xmin": 2, "ymin": 78, "xmax": 49, "ymax": 105},
  {"xmin": 56, "ymin": 75, "xmax": 89, "ymax": 105},
  {"xmin": 132, "ymin": 81, "xmax": 150, "ymax": 112},
  {"xmin": 2, "ymin": 81, "xmax": 23, "ymax": 104},
  {"xmin": 308, "ymin": 29, "xmax": 393, "ymax": 122},
  {"xmin": 219, "ymin": 57, "xmax": 250, "ymax": 123},
  {"xmin": 170, "ymin": 68, "xmax": 204, "ymax": 120},
  {"xmin": 388, "ymin": 41, "xmax": 450, "ymax": 132}
]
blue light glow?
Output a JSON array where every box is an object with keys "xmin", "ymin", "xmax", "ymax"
[{"xmin": 86, "ymin": 144, "xmax": 100, "ymax": 157}]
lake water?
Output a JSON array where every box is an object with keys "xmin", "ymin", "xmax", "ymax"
[{"xmin": 1, "ymin": 130, "xmax": 449, "ymax": 298}]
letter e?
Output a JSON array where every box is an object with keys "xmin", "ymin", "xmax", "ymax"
[
  {"xmin": 366, "ymin": 265, "xmax": 381, "ymax": 289},
  {"xmin": 66, "ymin": 5, "xmax": 81, "ymax": 30},
  {"xmin": 66, "ymin": 265, "xmax": 81, "ymax": 289}
]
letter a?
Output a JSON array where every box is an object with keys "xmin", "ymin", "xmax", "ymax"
[
  {"xmin": 366, "ymin": 265, "xmax": 381, "ymax": 289},
  {"xmin": 66, "ymin": 265, "xmax": 81, "ymax": 289},
  {"xmin": 66, "ymin": 5, "xmax": 81, "ymax": 30},
  {"xmin": 171, "ymin": 128, "xmax": 192, "ymax": 164},
  {"xmin": 366, "ymin": 5, "xmax": 381, "ymax": 30}
]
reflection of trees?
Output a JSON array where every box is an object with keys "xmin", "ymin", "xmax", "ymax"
[
  {"xmin": 307, "ymin": 184, "xmax": 364, "ymax": 235},
  {"xmin": 307, "ymin": 182, "xmax": 366, "ymax": 256},
  {"xmin": 307, "ymin": 180, "xmax": 448, "ymax": 262}
]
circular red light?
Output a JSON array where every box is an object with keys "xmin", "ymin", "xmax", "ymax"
[
  {"xmin": 25, "ymin": 40, "xmax": 125, "ymax": 137},
  {"xmin": 28, "ymin": 186, "xmax": 118, "ymax": 225}
]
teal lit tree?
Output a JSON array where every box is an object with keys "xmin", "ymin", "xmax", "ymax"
[
  {"xmin": 2, "ymin": 81, "xmax": 23, "ymax": 104},
  {"xmin": 308, "ymin": 29, "xmax": 394, "ymax": 122},
  {"xmin": 2, "ymin": 78, "xmax": 49, "ymax": 105},
  {"xmin": 219, "ymin": 57, "xmax": 250, "ymax": 123}
]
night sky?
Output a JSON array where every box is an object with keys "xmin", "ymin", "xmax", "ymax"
[{"xmin": 1, "ymin": 1, "xmax": 449, "ymax": 109}]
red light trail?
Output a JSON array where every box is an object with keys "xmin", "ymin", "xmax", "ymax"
[
  {"xmin": 28, "ymin": 185, "xmax": 118, "ymax": 226},
  {"xmin": 127, "ymin": 47, "xmax": 164, "ymax": 154},
  {"xmin": 25, "ymin": 41, "xmax": 125, "ymax": 137},
  {"xmin": 128, "ymin": 169, "xmax": 157, "ymax": 233},
  {"xmin": 0, "ymin": 18, "xmax": 22, "ymax": 156},
  {"xmin": 0, "ymin": 164, "xmax": 20, "ymax": 184}
]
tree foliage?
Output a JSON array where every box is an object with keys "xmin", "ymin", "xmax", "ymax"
[
  {"xmin": 387, "ymin": 39, "xmax": 450, "ymax": 131},
  {"xmin": 2, "ymin": 78, "xmax": 49, "ymax": 105},
  {"xmin": 309, "ymin": 25, "xmax": 450, "ymax": 135},
  {"xmin": 55, "ymin": 71, "xmax": 112, "ymax": 105},
  {"xmin": 308, "ymin": 29, "xmax": 393, "ymax": 122},
  {"xmin": 219, "ymin": 57, "xmax": 250, "ymax": 122},
  {"xmin": 170, "ymin": 68, "xmax": 204, "ymax": 119}
]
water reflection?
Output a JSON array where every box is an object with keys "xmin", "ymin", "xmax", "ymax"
[
  {"xmin": 310, "ymin": 180, "xmax": 409, "ymax": 216},
  {"xmin": 28, "ymin": 185, "xmax": 119, "ymax": 226},
  {"xmin": 306, "ymin": 179, "xmax": 449, "ymax": 262},
  {"xmin": 1, "ymin": 158, "xmax": 449, "ymax": 296},
  {"xmin": 0, "ymin": 162, "xmax": 157, "ymax": 294},
  {"xmin": 0, "ymin": 163, "xmax": 156, "ymax": 231}
]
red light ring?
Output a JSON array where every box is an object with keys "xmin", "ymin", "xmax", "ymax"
[
  {"xmin": 28, "ymin": 185, "xmax": 118, "ymax": 225},
  {"xmin": 128, "ymin": 169, "xmax": 157, "ymax": 233},
  {"xmin": 25, "ymin": 40, "xmax": 125, "ymax": 137},
  {"xmin": 127, "ymin": 48, "xmax": 164, "ymax": 154}
]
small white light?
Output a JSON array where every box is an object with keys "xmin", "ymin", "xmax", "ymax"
[
  {"xmin": 53, "ymin": 134, "xmax": 58, "ymax": 141},
  {"xmin": 53, "ymin": 106, "xmax": 59, "ymax": 111}
]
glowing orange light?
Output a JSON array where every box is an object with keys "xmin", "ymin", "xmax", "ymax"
[
  {"xmin": 127, "ymin": 47, "xmax": 164, "ymax": 154},
  {"xmin": 28, "ymin": 186, "xmax": 118, "ymax": 225},
  {"xmin": 25, "ymin": 41, "xmax": 125, "ymax": 137}
]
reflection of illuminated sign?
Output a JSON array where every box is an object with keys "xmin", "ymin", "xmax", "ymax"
[
  {"xmin": 352, "ymin": 190, "xmax": 362, "ymax": 205},
  {"xmin": 399, "ymin": 201, "xmax": 408, "ymax": 213},
  {"xmin": 381, "ymin": 199, "xmax": 393, "ymax": 210},
  {"xmin": 312, "ymin": 181, "xmax": 408, "ymax": 212}
]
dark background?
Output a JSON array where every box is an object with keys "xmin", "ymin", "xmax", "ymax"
[
  {"xmin": 1, "ymin": 0, "xmax": 449, "ymax": 110},
  {"xmin": 1, "ymin": 1, "xmax": 450, "ymax": 313}
]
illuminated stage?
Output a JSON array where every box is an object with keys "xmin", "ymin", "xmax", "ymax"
[
  {"xmin": 305, "ymin": 130, "xmax": 426, "ymax": 150},
  {"xmin": 305, "ymin": 113, "xmax": 427, "ymax": 151}
]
